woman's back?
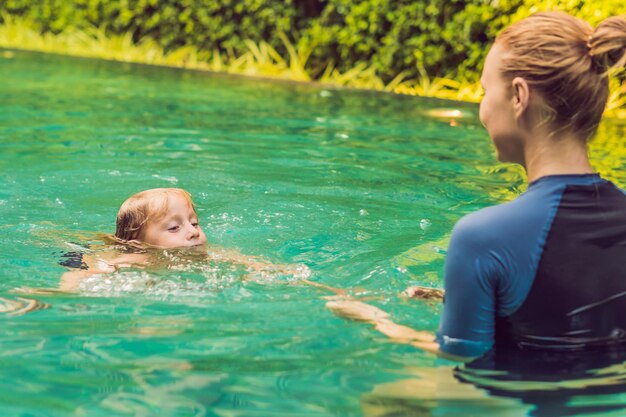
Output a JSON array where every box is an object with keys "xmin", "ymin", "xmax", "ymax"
[{"xmin": 497, "ymin": 176, "xmax": 626, "ymax": 350}]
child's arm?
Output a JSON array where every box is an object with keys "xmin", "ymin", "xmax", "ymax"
[
  {"xmin": 204, "ymin": 246, "xmax": 360, "ymax": 298},
  {"xmin": 206, "ymin": 246, "xmax": 311, "ymax": 279}
]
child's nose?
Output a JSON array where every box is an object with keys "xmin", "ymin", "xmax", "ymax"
[{"xmin": 187, "ymin": 223, "xmax": 200, "ymax": 239}]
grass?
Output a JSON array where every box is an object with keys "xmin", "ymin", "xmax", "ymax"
[{"xmin": 0, "ymin": 13, "xmax": 623, "ymax": 118}]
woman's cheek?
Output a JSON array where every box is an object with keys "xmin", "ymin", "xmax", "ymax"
[{"xmin": 479, "ymin": 100, "xmax": 488, "ymax": 128}]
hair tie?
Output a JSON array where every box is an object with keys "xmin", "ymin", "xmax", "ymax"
[{"xmin": 586, "ymin": 35, "xmax": 606, "ymax": 73}]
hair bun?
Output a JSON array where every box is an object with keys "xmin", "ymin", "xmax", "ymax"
[{"xmin": 590, "ymin": 16, "xmax": 626, "ymax": 72}]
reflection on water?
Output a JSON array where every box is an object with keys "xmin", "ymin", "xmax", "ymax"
[
  {"xmin": 363, "ymin": 366, "xmax": 531, "ymax": 417},
  {"xmin": 459, "ymin": 348, "xmax": 626, "ymax": 417},
  {"xmin": 363, "ymin": 348, "xmax": 626, "ymax": 417},
  {"xmin": 0, "ymin": 295, "xmax": 49, "ymax": 316}
]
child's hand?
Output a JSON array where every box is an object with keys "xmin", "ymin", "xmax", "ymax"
[{"xmin": 403, "ymin": 285, "xmax": 444, "ymax": 301}]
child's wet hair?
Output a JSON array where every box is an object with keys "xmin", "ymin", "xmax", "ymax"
[{"xmin": 114, "ymin": 188, "xmax": 196, "ymax": 242}]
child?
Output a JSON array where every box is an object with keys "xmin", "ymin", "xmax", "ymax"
[
  {"xmin": 114, "ymin": 188, "xmax": 207, "ymax": 249},
  {"xmin": 60, "ymin": 188, "xmax": 310, "ymax": 291},
  {"xmin": 62, "ymin": 188, "xmax": 205, "ymax": 282}
]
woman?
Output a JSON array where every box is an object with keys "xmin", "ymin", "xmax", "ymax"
[{"xmin": 328, "ymin": 11, "xmax": 626, "ymax": 360}]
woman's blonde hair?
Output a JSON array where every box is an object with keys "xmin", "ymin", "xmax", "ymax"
[
  {"xmin": 496, "ymin": 12, "xmax": 626, "ymax": 141},
  {"xmin": 115, "ymin": 188, "xmax": 196, "ymax": 242}
]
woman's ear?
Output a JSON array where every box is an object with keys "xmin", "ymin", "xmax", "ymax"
[{"xmin": 511, "ymin": 77, "xmax": 530, "ymax": 118}]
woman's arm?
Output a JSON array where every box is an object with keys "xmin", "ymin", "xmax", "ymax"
[{"xmin": 325, "ymin": 299, "xmax": 472, "ymax": 362}]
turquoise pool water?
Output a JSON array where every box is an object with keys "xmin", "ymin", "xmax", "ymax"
[{"xmin": 2, "ymin": 49, "xmax": 626, "ymax": 417}]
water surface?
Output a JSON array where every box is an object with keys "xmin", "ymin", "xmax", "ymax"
[{"xmin": 1, "ymin": 49, "xmax": 626, "ymax": 416}]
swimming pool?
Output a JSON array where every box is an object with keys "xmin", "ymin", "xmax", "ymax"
[{"xmin": 2, "ymin": 49, "xmax": 626, "ymax": 417}]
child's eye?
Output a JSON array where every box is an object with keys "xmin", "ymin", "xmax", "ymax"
[
  {"xmin": 168, "ymin": 225, "xmax": 181, "ymax": 232},
  {"xmin": 192, "ymin": 222, "xmax": 200, "ymax": 227}
]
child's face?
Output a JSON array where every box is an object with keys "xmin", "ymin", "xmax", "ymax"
[{"xmin": 140, "ymin": 194, "xmax": 207, "ymax": 249}]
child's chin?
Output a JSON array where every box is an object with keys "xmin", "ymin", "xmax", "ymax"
[
  {"xmin": 186, "ymin": 243, "xmax": 207, "ymax": 250},
  {"xmin": 160, "ymin": 243, "xmax": 206, "ymax": 251}
]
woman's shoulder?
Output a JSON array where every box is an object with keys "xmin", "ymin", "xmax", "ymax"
[
  {"xmin": 454, "ymin": 199, "xmax": 528, "ymax": 234},
  {"xmin": 451, "ymin": 191, "xmax": 558, "ymax": 251}
]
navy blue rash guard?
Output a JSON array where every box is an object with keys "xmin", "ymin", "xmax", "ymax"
[{"xmin": 437, "ymin": 174, "xmax": 626, "ymax": 358}]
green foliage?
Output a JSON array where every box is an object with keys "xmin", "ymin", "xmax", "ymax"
[
  {"xmin": 299, "ymin": 0, "xmax": 524, "ymax": 82},
  {"xmin": 507, "ymin": 0, "xmax": 626, "ymax": 26},
  {"xmin": 3, "ymin": 0, "xmax": 626, "ymax": 83},
  {"xmin": 0, "ymin": 0, "xmax": 309, "ymax": 58},
  {"xmin": 0, "ymin": 14, "xmax": 312, "ymax": 81}
]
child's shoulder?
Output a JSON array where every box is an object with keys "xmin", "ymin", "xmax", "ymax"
[{"xmin": 59, "ymin": 251, "xmax": 88, "ymax": 270}]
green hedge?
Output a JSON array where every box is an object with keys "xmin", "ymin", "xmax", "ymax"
[
  {"xmin": 0, "ymin": 0, "xmax": 309, "ymax": 58},
  {"xmin": 299, "ymin": 0, "xmax": 525, "ymax": 81},
  {"xmin": 1, "ymin": 0, "xmax": 625, "ymax": 83}
]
